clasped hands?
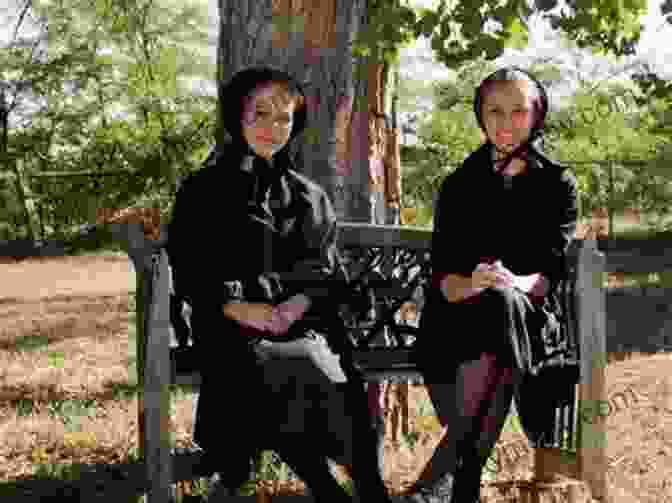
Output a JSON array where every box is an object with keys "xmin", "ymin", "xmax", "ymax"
[
  {"xmin": 223, "ymin": 294, "xmax": 311, "ymax": 337},
  {"xmin": 470, "ymin": 260, "xmax": 549, "ymax": 298},
  {"xmin": 471, "ymin": 260, "xmax": 517, "ymax": 291}
]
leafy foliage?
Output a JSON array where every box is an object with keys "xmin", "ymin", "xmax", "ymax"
[
  {"xmin": 1, "ymin": 0, "xmax": 216, "ymax": 240},
  {"xmin": 359, "ymin": 0, "xmax": 648, "ymax": 71},
  {"xmin": 1, "ymin": 0, "xmax": 661, "ymax": 240}
]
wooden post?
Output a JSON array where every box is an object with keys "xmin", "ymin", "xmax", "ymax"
[
  {"xmin": 143, "ymin": 247, "xmax": 175, "ymax": 503},
  {"xmin": 109, "ymin": 222, "xmax": 160, "ymax": 478},
  {"xmin": 106, "ymin": 221, "xmax": 175, "ymax": 503},
  {"xmin": 109, "ymin": 223, "xmax": 152, "ymax": 462},
  {"xmin": 576, "ymin": 237, "xmax": 608, "ymax": 501},
  {"xmin": 136, "ymin": 259, "xmax": 146, "ymax": 462}
]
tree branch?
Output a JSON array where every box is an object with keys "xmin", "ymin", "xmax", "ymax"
[{"xmin": 12, "ymin": 0, "xmax": 34, "ymax": 43}]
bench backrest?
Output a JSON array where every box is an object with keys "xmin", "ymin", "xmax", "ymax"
[{"xmin": 111, "ymin": 221, "xmax": 584, "ymax": 357}]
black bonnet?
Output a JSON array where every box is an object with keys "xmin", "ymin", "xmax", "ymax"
[
  {"xmin": 473, "ymin": 66, "xmax": 548, "ymax": 135},
  {"xmin": 219, "ymin": 66, "xmax": 308, "ymax": 154},
  {"xmin": 473, "ymin": 67, "xmax": 549, "ymax": 171}
]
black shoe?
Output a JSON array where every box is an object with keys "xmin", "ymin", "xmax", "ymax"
[{"xmin": 401, "ymin": 473, "xmax": 454, "ymax": 503}]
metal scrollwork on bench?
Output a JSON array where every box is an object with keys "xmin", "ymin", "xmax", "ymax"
[{"xmin": 339, "ymin": 244, "xmax": 431, "ymax": 349}]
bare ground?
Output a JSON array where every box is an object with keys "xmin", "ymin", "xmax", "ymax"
[{"xmin": 0, "ymin": 255, "xmax": 671, "ymax": 502}]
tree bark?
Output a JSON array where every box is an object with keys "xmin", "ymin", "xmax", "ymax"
[
  {"xmin": 368, "ymin": 59, "xmax": 402, "ymax": 225},
  {"xmin": 368, "ymin": 61, "xmax": 387, "ymax": 224},
  {"xmin": 216, "ymin": 0, "xmax": 370, "ymax": 221},
  {"xmin": 215, "ymin": 0, "xmax": 371, "ymax": 222},
  {"xmin": 385, "ymin": 63, "xmax": 402, "ymax": 224}
]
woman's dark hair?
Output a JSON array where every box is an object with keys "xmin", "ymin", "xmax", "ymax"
[
  {"xmin": 219, "ymin": 66, "xmax": 308, "ymax": 146},
  {"xmin": 473, "ymin": 67, "xmax": 549, "ymax": 171}
]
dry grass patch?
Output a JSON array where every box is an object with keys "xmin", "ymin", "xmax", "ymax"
[{"xmin": 1, "ymin": 255, "xmax": 672, "ymax": 502}]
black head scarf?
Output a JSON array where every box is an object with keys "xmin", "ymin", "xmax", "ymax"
[
  {"xmin": 202, "ymin": 66, "xmax": 310, "ymax": 212},
  {"xmin": 218, "ymin": 66, "xmax": 308, "ymax": 161},
  {"xmin": 473, "ymin": 67, "xmax": 549, "ymax": 175},
  {"xmin": 202, "ymin": 66, "xmax": 312, "ymax": 231}
]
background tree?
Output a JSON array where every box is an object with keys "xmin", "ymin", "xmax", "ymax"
[{"xmin": 0, "ymin": 0, "xmax": 215, "ymax": 240}]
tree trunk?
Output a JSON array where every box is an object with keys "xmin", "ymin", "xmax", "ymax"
[
  {"xmin": 368, "ymin": 60, "xmax": 387, "ymax": 224},
  {"xmin": 368, "ymin": 59, "xmax": 402, "ymax": 225},
  {"xmin": 215, "ymin": 0, "xmax": 372, "ymax": 222},
  {"xmin": 11, "ymin": 158, "xmax": 40, "ymax": 242},
  {"xmin": 1, "ymin": 89, "xmax": 38, "ymax": 241},
  {"xmin": 384, "ymin": 127, "xmax": 402, "ymax": 222},
  {"xmin": 385, "ymin": 63, "xmax": 401, "ymax": 224}
]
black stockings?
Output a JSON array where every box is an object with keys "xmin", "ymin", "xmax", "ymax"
[{"xmin": 418, "ymin": 353, "xmax": 519, "ymax": 502}]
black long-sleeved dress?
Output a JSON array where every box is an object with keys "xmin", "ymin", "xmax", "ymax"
[
  {"xmin": 165, "ymin": 140, "xmax": 353, "ymax": 471},
  {"xmin": 414, "ymin": 142, "xmax": 579, "ymax": 445},
  {"xmin": 166, "ymin": 141, "xmax": 347, "ymax": 342}
]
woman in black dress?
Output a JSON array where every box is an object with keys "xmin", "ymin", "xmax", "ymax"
[
  {"xmin": 167, "ymin": 66, "xmax": 391, "ymax": 502},
  {"xmin": 406, "ymin": 68, "xmax": 579, "ymax": 503}
]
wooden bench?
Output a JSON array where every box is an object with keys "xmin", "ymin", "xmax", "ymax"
[{"xmin": 56, "ymin": 221, "xmax": 608, "ymax": 502}]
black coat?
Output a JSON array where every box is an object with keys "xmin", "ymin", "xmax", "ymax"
[
  {"xmin": 166, "ymin": 143, "xmax": 347, "ymax": 344},
  {"xmin": 164, "ymin": 68, "xmax": 355, "ymax": 472},
  {"xmin": 166, "ymin": 140, "xmax": 368, "ymax": 472},
  {"xmin": 413, "ymin": 142, "xmax": 580, "ymax": 447},
  {"xmin": 416, "ymin": 141, "xmax": 579, "ymax": 372}
]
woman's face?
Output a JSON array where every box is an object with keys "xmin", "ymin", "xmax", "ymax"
[
  {"xmin": 480, "ymin": 79, "xmax": 536, "ymax": 155},
  {"xmin": 241, "ymin": 82, "xmax": 296, "ymax": 160}
]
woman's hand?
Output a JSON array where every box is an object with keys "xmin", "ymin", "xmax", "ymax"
[
  {"xmin": 267, "ymin": 294, "xmax": 312, "ymax": 336},
  {"xmin": 489, "ymin": 260, "xmax": 516, "ymax": 289},
  {"xmin": 223, "ymin": 302, "xmax": 275, "ymax": 333},
  {"xmin": 470, "ymin": 262, "xmax": 512, "ymax": 290},
  {"xmin": 440, "ymin": 262, "xmax": 515, "ymax": 303},
  {"xmin": 489, "ymin": 262, "xmax": 550, "ymax": 297}
]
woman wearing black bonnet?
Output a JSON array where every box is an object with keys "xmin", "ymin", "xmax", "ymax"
[
  {"xmin": 403, "ymin": 67, "xmax": 579, "ymax": 503},
  {"xmin": 167, "ymin": 66, "xmax": 392, "ymax": 502}
]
